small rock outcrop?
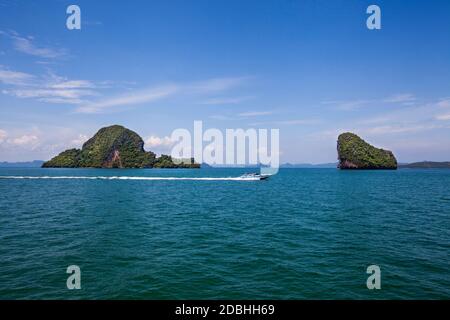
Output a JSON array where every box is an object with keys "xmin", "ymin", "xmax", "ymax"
[{"xmin": 337, "ymin": 132, "xmax": 397, "ymax": 170}]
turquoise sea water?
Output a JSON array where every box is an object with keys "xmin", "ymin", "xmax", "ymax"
[{"xmin": 0, "ymin": 168, "xmax": 449, "ymax": 299}]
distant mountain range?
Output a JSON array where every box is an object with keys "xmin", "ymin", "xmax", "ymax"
[
  {"xmin": 398, "ymin": 161, "xmax": 450, "ymax": 169},
  {"xmin": 0, "ymin": 160, "xmax": 44, "ymax": 168},
  {"xmin": 203, "ymin": 161, "xmax": 450, "ymax": 169},
  {"xmin": 201, "ymin": 163, "xmax": 338, "ymax": 168},
  {"xmin": 280, "ymin": 163, "xmax": 337, "ymax": 168}
]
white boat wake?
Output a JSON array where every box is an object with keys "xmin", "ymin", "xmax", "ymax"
[{"xmin": 0, "ymin": 175, "xmax": 261, "ymax": 181}]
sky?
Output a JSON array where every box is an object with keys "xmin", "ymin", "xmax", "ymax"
[{"xmin": 1, "ymin": 0, "xmax": 450, "ymax": 163}]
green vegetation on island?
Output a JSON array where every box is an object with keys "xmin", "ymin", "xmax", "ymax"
[
  {"xmin": 42, "ymin": 125, "xmax": 200, "ymax": 169},
  {"xmin": 337, "ymin": 132, "xmax": 397, "ymax": 170}
]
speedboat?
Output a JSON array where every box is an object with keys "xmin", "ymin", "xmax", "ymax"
[{"xmin": 240, "ymin": 173, "xmax": 270, "ymax": 180}]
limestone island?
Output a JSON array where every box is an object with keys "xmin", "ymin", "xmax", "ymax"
[
  {"xmin": 42, "ymin": 125, "xmax": 200, "ymax": 169},
  {"xmin": 337, "ymin": 132, "xmax": 397, "ymax": 170}
]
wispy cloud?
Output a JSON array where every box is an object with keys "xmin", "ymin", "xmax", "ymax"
[
  {"xmin": 311, "ymin": 123, "xmax": 444, "ymax": 142},
  {"xmin": 322, "ymin": 93, "xmax": 418, "ymax": 111},
  {"xmin": 435, "ymin": 113, "xmax": 450, "ymax": 121},
  {"xmin": 82, "ymin": 20, "xmax": 103, "ymax": 27},
  {"xmin": 201, "ymin": 96, "xmax": 253, "ymax": 105},
  {"xmin": 383, "ymin": 93, "xmax": 416, "ymax": 104},
  {"xmin": 275, "ymin": 119, "xmax": 320, "ymax": 125},
  {"xmin": 189, "ymin": 76, "xmax": 249, "ymax": 93},
  {"xmin": 436, "ymin": 98, "xmax": 450, "ymax": 108},
  {"xmin": 76, "ymin": 76, "xmax": 250, "ymax": 113},
  {"xmin": 0, "ymin": 129, "xmax": 6, "ymax": 143},
  {"xmin": 209, "ymin": 110, "xmax": 272, "ymax": 121},
  {"xmin": 49, "ymin": 80, "xmax": 96, "ymax": 89},
  {"xmin": 1, "ymin": 62, "xmax": 250, "ymax": 114},
  {"xmin": 0, "ymin": 30, "xmax": 67, "ymax": 59},
  {"xmin": 0, "ymin": 67, "xmax": 99, "ymax": 105},
  {"xmin": 250, "ymin": 119, "xmax": 320, "ymax": 126},
  {"xmin": 322, "ymin": 99, "xmax": 372, "ymax": 111},
  {"xmin": 0, "ymin": 65, "xmax": 34, "ymax": 85},
  {"xmin": 76, "ymin": 85, "xmax": 179, "ymax": 113},
  {"xmin": 209, "ymin": 115, "xmax": 233, "ymax": 120},
  {"xmin": 3, "ymin": 88, "xmax": 97, "ymax": 104},
  {"xmin": 364, "ymin": 124, "xmax": 443, "ymax": 135},
  {"xmin": 238, "ymin": 111, "xmax": 273, "ymax": 117}
]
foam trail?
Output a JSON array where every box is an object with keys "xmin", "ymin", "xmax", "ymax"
[{"xmin": 0, "ymin": 176, "xmax": 260, "ymax": 181}]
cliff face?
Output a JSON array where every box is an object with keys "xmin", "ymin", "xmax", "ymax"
[
  {"xmin": 337, "ymin": 132, "xmax": 397, "ymax": 170},
  {"xmin": 43, "ymin": 125, "xmax": 199, "ymax": 169}
]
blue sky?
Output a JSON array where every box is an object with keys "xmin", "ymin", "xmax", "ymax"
[{"xmin": 1, "ymin": 0, "xmax": 450, "ymax": 163}]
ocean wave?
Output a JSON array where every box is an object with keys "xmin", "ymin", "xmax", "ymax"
[{"xmin": 0, "ymin": 176, "xmax": 260, "ymax": 181}]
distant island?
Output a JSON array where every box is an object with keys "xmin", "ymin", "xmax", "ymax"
[
  {"xmin": 281, "ymin": 163, "xmax": 337, "ymax": 168},
  {"xmin": 42, "ymin": 125, "xmax": 200, "ymax": 169},
  {"xmin": 337, "ymin": 132, "xmax": 397, "ymax": 170},
  {"xmin": 0, "ymin": 160, "xmax": 44, "ymax": 168},
  {"xmin": 3, "ymin": 129, "xmax": 450, "ymax": 170},
  {"xmin": 399, "ymin": 161, "xmax": 450, "ymax": 169}
]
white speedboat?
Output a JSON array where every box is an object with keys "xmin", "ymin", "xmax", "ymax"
[{"xmin": 240, "ymin": 173, "xmax": 270, "ymax": 180}]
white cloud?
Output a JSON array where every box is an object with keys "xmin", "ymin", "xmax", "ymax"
[
  {"xmin": 1, "ymin": 31, "xmax": 67, "ymax": 59},
  {"xmin": 4, "ymin": 88, "xmax": 96, "ymax": 100},
  {"xmin": 0, "ymin": 66, "xmax": 34, "ymax": 85},
  {"xmin": 145, "ymin": 135, "xmax": 175, "ymax": 148},
  {"xmin": 238, "ymin": 111, "xmax": 273, "ymax": 117},
  {"xmin": 201, "ymin": 96, "xmax": 253, "ymax": 105},
  {"xmin": 76, "ymin": 76, "xmax": 250, "ymax": 113},
  {"xmin": 323, "ymin": 93, "xmax": 417, "ymax": 111},
  {"xmin": 250, "ymin": 119, "xmax": 320, "ymax": 126},
  {"xmin": 383, "ymin": 93, "xmax": 416, "ymax": 103},
  {"xmin": 10, "ymin": 134, "xmax": 39, "ymax": 146},
  {"xmin": 364, "ymin": 124, "xmax": 442, "ymax": 135},
  {"xmin": 144, "ymin": 135, "xmax": 177, "ymax": 155},
  {"xmin": 322, "ymin": 99, "xmax": 372, "ymax": 111},
  {"xmin": 274, "ymin": 119, "xmax": 320, "ymax": 125},
  {"xmin": 0, "ymin": 66, "xmax": 101, "ymax": 105},
  {"xmin": 70, "ymin": 134, "xmax": 89, "ymax": 147},
  {"xmin": 76, "ymin": 85, "xmax": 179, "ymax": 113},
  {"xmin": 312, "ymin": 122, "xmax": 443, "ymax": 142},
  {"xmin": 37, "ymin": 97, "xmax": 87, "ymax": 105},
  {"xmin": 1, "ymin": 64, "xmax": 250, "ymax": 113},
  {"xmin": 209, "ymin": 115, "xmax": 233, "ymax": 120},
  {"xmin": 435, "ymin": 113, "xmax": 450, "ymax": 121},
  {"xmin": 0, "ymin": 127, "xmax": 41, "ymax": 152},
  {"xmin": 0, "ymin": 129, "xmax": 7, "ymax": 143},
  {"xmin": 83, "ymin": 20, "xmax": 103, "ymax": 27},
  {"xmin": 190, "ymin": 77, "xmax": 249, "ymax": 93},
  {"xmin": 209, "ymin": 111, "xmax": 273, "ymax": 121},
  {"xmin": 436, "ymin": 99, "xmax": 450, "ymax": 108},
  {"xmin": 50, "ymin": 80, "xmax": 96, "ymax": 89}
]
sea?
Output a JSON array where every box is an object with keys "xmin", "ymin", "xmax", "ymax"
[{"xmin": 0, "ymin": 168, "xmax": 449, "ymax": 299}]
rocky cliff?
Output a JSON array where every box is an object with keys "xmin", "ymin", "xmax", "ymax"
[{"xmin": 337, "ymin": 132, "xmax": 397, "ymax": 170}]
